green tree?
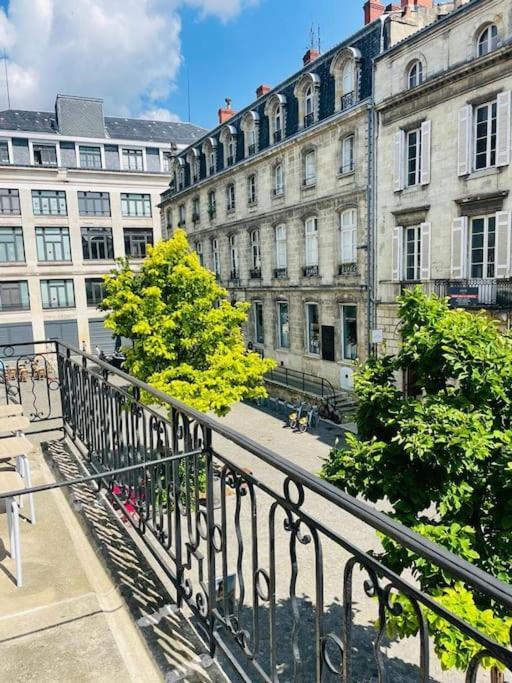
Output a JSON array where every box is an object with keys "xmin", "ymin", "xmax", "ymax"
[
  {"xmin": 321, "ymin": 288, "xmax": 512, "ymax": 676},
  {"xmin": 101, "ymin": 229, "xmax": 274, "ymax": 416}
]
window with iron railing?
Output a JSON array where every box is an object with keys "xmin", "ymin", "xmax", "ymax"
[
  {"xmin": 340, "ymin": 91, "xmax": 355, "ymax": 111},
  {"xmin": 304, "ymin": 112, "xmax": 315, "ymax": 128}
]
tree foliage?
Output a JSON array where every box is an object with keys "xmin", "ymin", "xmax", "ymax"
[
  {"xmin": 321, "ymin": 288, "xmax": 512, "ymax": 672},
  {"xmin": 101, "ymin": 229, "xmax": 274, "ymax": 415}
]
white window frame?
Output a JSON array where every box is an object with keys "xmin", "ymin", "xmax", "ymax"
[
  {"xmin": 403, "ymin": 225, "xmax": 422, "ymax": 282},
  {"xmin": 341, "ymin": 135, "xmax": 355, "ymax": 174},
  {"xmin": 340, "ymin": 304, "xmax": 358, "ymax": 362},
  {"xmin": 226, "ymin": 183, "xmax": 236, "ymax": 212},
  {"xmin": 406, "ymin": 127, "xmax": 422, "ymax": 187},
  {"xmin": 304, "ymin": 150, "xmax": 316, "ymax": 186},
  {"xmin": 477, "ymin": 24, "xmax": 498, "ymax": 57},
  {"xmin": 342, "ymin": 61, "xmax": 354, "ymax": 96},
  {"xmin": 121, "ymin": 146, "xmax": 146, "ymax": 172},
  {"xmin": 211, "ymin": 238, "xmax": 220, "ymax": 275},
  {"xmin": 0, "ymin": 138, "xmax": 13, "ymax": 164},
  {"xmin": 275, "ymin": 224, "xmax": 287, "ymax": 269},
  {"xmin": 305, "ymin": 217, "xmax": 319, "ymax": 267},
  {"xmin": 276, "ymin": 301, "xmax": 290, "ymax": 349},
  {"xmin": 29, "ymin": 140, "xmax": 61, "ymax": 167},
  {"xmin": 473, "ymin": 100, "xmax": 497, "ymax": 171},
  {"xmin": 340, "ymin": 209, "xmax": 357, "ymax": 264},
  {"xmin": 247, "ymin": 174, "xmax": 257, "ymax": 205},
  {"xmin": 273, "ymin": 163, "xmax": 284, "ymax": 196},
  {"xmin": 250, "ymin": 229, "xmax": 261, "ymax": 270},
  {"xmin": 229, "ymin": 234, "xmax": 239, "ymax": 275},
  {"xmin": 76, "ymin": 143, "xmax": 105, "ymax": 170},
  {"xmin": 407, "ymin": 61, "xmax": 423, "ymax": 89},
  {"xmin": 469, "ymin": 214, "xmax": 496, "ymax": 279},
  {"xmin": 194, "ymin": 241, "xmax": 204, "ymax": 266},
  {"xmin": 305, "ymin": 302, "xmax": 320, "ymax": 356}
]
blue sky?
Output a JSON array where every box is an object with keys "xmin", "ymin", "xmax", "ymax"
[{"xmin": 0, "ymin": 1, "xmax": 362, "ymax": 129}]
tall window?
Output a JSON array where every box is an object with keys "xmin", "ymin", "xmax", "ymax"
[
  {"xmin": 33, "ymin": 144, "xmax": 57, "ymax": 166},
  {"xmin": 162, "ymin": 151, "xmax": 172, "ymax": 172},
  {"xmin": 78, "ymin": 191, "xmax": 111, "ymax": 216},
  {"xmin": 250, "ymin": 229, "xmax": 261, "ymax": 273},
  {"xmin": 341, "ymin": 61, "xmax": 355, "ymax": 109},
  {"xmin": 407, "ymin": 61, "xmax": 423, "ymax": 89},
  {"xmin": 178, "ymin": 204, "xmax": 186, "ymax": 225},
  {"xmin": 124, "ymin": 229, "xmax": 153, "ymax": 258},
  {"xmin": 404, "ymin": 226, "xmax": 421, "ymax": 281},
  {"xmin": 273, "ymin": 163, "xmax": 284, "ymax": 196},
  {"xmin": 474, "ymin": 101, "xmax": 497, "ymax": 170},
  {"xmin": 0, "ymin": 141, "xmax": 10, "ymax": 164},
  {"xmin": 305, "ymin": 303, "xmax": 320, "ymax": 355},
  {"xmin": 305, "ymin": 217, "xmax": 319, "ymax": 267},
  {"xmin": 341, "ymin": 305, "xmax": 357, "ymax": 361},
  {"xmin": 122, "ymin": 148, "xmax": 143, "ymax": 171},
  {"xmin": 36, "ymin": 227, "xmax": 71, "ymax": 262},
  {"xmin": 208, "ymin": 190, "xmax": 217, "ymax": 217},
  {"xmin": 304, "ymin": 85, "xmax": 315, "ymax": 127},
  {"xmin": 247, "ymin": 174, "xmax": 257, "ymax": 205},
  {"xmin": 275, "ymin": 224, "xmax": 287, "ymax": 271},
  {"xmin": 178, "ymin": 166, "xmax": 185, "ymax": 190},
  {"xmin": 304, "ymin": 150, "xmax": 316, "ymax": 186},
  {"xmin": 470, "ymin": 216, "xmax": 495, "ymax": 278},
  {"xmin": 277, "ymin": 301, "xmax": 290, "ymax": 349},
  {"xmin": 254, "ymin": 301, "xmax": 264, "ymax": 344},
  {"xmin": 0, "ymin": 227, "xmax": 24, "ymax": 263},
  {"xmin": 194, "ymin": 241, "xmax": 204, "ymax": 266},
  {"xmin": 81, "ymin": 227, "xmax": 114, "ymax": 260},
  {"xmin": 226, "ymin": 183, "xmax": 236, "ymax": 212},
  {"xmin": 79, "ymin": 146, "xmax": 102, "ymax": 169},
  {"xmin": 85, "ymin": 278, "xmax": 106, "ymax": 307},
  {"xmin": 0, "ymin": 189, "xmax": 20, "ymax": 214},
  {"xmin": 477, "ymin": 24, "xmax": 498, "ymax": 57},
  {"xmin": 229, "ymin": 234, "xmax": 239, "ymax": 277},
  {"xmin": 341, "ymin": 135, "xmax": 355, "ymax": 174},
  {"xmin": 274, "ymin": 106, "xmax": 283, "ymax": 142},
  {"xmin": 340, "ymin": 209, "xmax": 357, "ymax": 265},
  {"xmin": 191, "ymin": 157, "xmax": 200, "ymax": 182},
  {"xmin": 40, "ymin": 279, "xmax": 75, "ymax": 309},
  {"xmin": 32, "ymin": 190, "xmax": 67, "ymax": 216},
  {"xmin": 192, "ymin": 196, "xmax": 200, "ymax": 221},
  {"xmin": 247, "ymin": 125, "xmax": 257, "ymax": 156},
  {"xmin": 211, "ymin": 238, "xmax": 220, "ymax": 275},
  {"xmin": 0, "ymin": 281, "xmax": 29, "ymax": 311},
  {"xmin": 121, "ymin": 193, "xmax": 151, "ymax": 217},
  {"xmin": 406, "ymin": 128, "xmax": 422, "ymax": 187}
]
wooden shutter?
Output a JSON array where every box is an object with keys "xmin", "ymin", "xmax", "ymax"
[
  {"xmin": 496, "ymin": 91, "xmax": 511, "ymax": 168},
  {"xmin": 392, "ymin": 226, "xmax": 403, "ymax": 282},
  {"xmin": 420, "ymin": 120, "xmax": 431, "ymax": 186},
  {"xmin": 495, "ymin": 211, "xmax": 511, "ymax": 278},
  {"xmin": 457, "ymin": 105, "xmax": 472, "ymax": 176},
  {"xmin": 394, "ymin": 130, "xmax": 405, "ymax": 192},
  {"xmin": 451, "ymin": 217, "xmax": 468, "ymax": 279},
  {"xmin": 420, "ymin": 222, "xmax": 431, "ymax": 280}
]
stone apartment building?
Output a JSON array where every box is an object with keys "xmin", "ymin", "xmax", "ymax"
[
  {"xmin": 160, "ymin": 0, "xmax": 442, "ymax": 392},
  {"xmin": 0, "ymin": 94, "xmax": 204, "ymax": 353},
  {"xmin": 375, "ymin": 0, "xmax": 512, "ymax": 361}
]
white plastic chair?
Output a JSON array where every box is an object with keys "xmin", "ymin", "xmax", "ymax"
[{"xmin": 1, "ymin": 470, "xmax": 24, "ymax": 587}]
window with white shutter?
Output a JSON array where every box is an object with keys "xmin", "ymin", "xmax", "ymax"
[
  {"xmin": 494, "ymin": 211, "xmax": 511, "ymax": 278},
  {"xmin": 392, "ymin": 226, "xmax": 403, "ymax": 282},
  {"xmin": 420, "ymin": 222, "xmax": 431, "ymax": 280},
  {"xmin": 457, "ymin": 105, "xmax": 472, "ymax": 176},
  {"xmin": 420, "ymin": 121, "xmax": 431, "ymax": 185},
  {"xmin": 394, "ymin": 130, "xmax": 405, "ymax": 192},
  {"xmin": 496, "ymin": 91, "xmax": 511, "ymax": 168},
  {"xmin": 451, "ymin": 217, "xmax": 468, "ymax": 279}
]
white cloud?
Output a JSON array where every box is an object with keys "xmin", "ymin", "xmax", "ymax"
[
  {"xmin": 139, "ymin": 107, "xmax": 181, "ymax": 122},
  {"xmin": 0, "ymin": 0, "xmax": 257, "ymax": 116}
]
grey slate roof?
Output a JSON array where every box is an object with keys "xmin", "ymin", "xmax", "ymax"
[{"xmin": 0, "ymin": 109, "xmax": 206, "ymax": 144}]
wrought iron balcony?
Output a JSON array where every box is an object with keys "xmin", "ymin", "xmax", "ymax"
[
  {"xmin": 247, "ymin": 144, "xmax": 256, "ymax": 156},
  {"xmin": 401, "ymin": 278, "xmax": 512, "ymax": 309},
  {"xmin": 249, "ymin": 268, "xmax": 261, "ymax": 279},
  {"xmin": 1, "ymin": 339, "xmax": 511, "ymax": 680},
  {"xmin": 273, "ymin": 130, "xmax": 282, "ymax": 143},
  {"xmin": 340, "ymin": 91, "xmax": 355, "ymax": 111},
  {"xmin": 303, "ymin": 264, "xmax": 319, "ymax": 277},
  {"xmin": 304, "ymin": 112, "xmax": 315, "ymax": 128},
  {"xmin": 272, "ymin": 186, "xmax": 284, "ymax": 197},
  {"xmin": 338, "ymin": 262, "xmax": 358, "ymax": 276},
  {"xmin": 273, "ymin": 267, "xmax": 288, "ymax": 279},
  {"xmin": 226, "ymin": 156, "xmax": 235, "ymax": 167},
  {"xmin": 177, "ymin": 219, "xmax": 186, "ymax": 228},
  {"xmin": 208, "ymin": 165, "xmax": 215, "ymax": 176},
  {"xmin": 192, "ymin": 212, "xmax": 200, "ymax": 223},
  {"xmin": 0, "ymin": 339, "xmax": 511, "ymax": 681},
  {"xmin": 208, "ymin": 207, "xmax": 216, "ymax": 220}
]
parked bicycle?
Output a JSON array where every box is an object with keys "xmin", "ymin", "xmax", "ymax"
[
  {"xmin": 287, "ymin": 401, "xmax": 303, "ymax": 429},
  {"xmin": 297, "ymin": 403, "xmax": 319, "ymax": 433}
]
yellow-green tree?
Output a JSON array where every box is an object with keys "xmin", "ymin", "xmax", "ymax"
[{"xmin": 101, "ymin": 229, "xmax": 274, "ymax": 415}]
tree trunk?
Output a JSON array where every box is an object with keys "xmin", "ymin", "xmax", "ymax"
[{"xmin": 491, "ymin": 666, "xmax": 505, "ymax": 683}]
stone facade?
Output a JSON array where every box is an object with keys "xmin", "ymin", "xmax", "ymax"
[
  {"xmin": 160, "ymin": 1, "xmax": 438, "ymax": 391},
  {"xmin": 375, "ymin": 0, "xmax": 512, "ymax": 364}
]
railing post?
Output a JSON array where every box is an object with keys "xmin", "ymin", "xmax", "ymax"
[{"xmin": 204, "ymin": 425, "xmax": 217, "ymax": 657}]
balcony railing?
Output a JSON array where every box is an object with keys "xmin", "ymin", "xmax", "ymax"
[
  {"xmin": 192, "ymin": 212, "xmax": 200, "ymax": 223},
  {"xmin": 177, "ymin": 219, "xmax": 186, "ymax": 228},
  {"xmin": 249, "ymin": 267, "xmax": 261, "ymax": 279},
  {"xmin": 248, "ymin": 144, "xmax": 256, "ymax": 156},
  {"xmin": 340, "ymin": 91, "xmax": 355, "ymax": 111},
  {"xmin": 338, "ymin": 262, "xmax": 358, "ymax": 276},
  {"xmin": 304, "ymin": 112, "xmax": 315, "ymax": 128},
  {"xmin": 1, "ymin": 339, "xmax": 511, "ymax": 682},
  {"xmin": 229, "ymin": 269, "xmax": 239, "ymax": 281},
  {"xmin": 226, "ymin": 156, "xmax": 234, "ymax": 167},
  {"xmin": 208, "ymin": 207, "xmax": 216, "ymax": 220},
  {"xmin": 401, "ymin": 278, "xmax": 512, "ymax": 309},
  {"xmin": 273, "ymin": 130, "xmax": 282, "ymax": 143},
  {"xmin": 303, "ymin": 264, "xmax": 319, "ymax": 277},
  {"xmin": 273, "ymin": 267, "xmax": 288, "ymax": 279}
]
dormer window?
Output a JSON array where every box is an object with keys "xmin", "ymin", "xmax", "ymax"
[
  {"xmin": 477, "ymin": 24, "xmax": 498, "ymax": 57},
  {"xmin": 265, "ymin": 94, "xmax": 287, "ymax": 145},
  {"xmin": 407, "ymin": 60, "xmax": 423, "ymax": 89},
  {"xmin": 187, "ymin": 149, "xmax": 200, "ymax": 183},
  {"xmin": 220, "ymin": 126, "xmax": 237, "ymax": 168},
  {"xmin": 241, "ymin": 111, "xmax": 259, "ymax": 157},
  {"xmin": 174, "ymin": 158, "xmax": 186, "ymax": 191},
  {"xmin": 294, "ymin": 73, "xmax": 320, "ymax": 129},
  {"xmin": 202, "ymin": 137, "xmax": 218, "ymax": 177},
  {"xmin": 331, "ymin": 47, "xmax": 360, "ymax": 113}
]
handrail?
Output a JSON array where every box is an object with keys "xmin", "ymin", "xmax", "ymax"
[
  {"xmin": 50, "ymin": 339, "xmax": 512, "ymax": 610},
  {"xmin": 266, "ymin": 365, "xmax": 336, "ymax": 399}
]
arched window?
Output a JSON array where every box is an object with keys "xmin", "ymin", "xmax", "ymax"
[
  {"xmin": 265, "ymin": 94, "xmax": 287, "ymax": 144},
  {"xmin": 330, "ymin": 47, "xmax": 360, "ymax": 112},
  {"xmin": 273, "ymin": 163, "xmax": 284, "ymax": 196},
  {"xmin": 220, "ymin": 126, "xmax": 237, "ymax": 167},
  {"xmin": 202, "ymin": 138, "xmax": 217, "ymax": 177},
  {"xmin": 305, "ymin": 85, "xmax": 314, "ymax": 127},
  {"xmin": 304, "ymin": 217, "xmax": 319, "ymax": 270},
  {"xmin": 342, "ymin": 61, "xmax": 354, "ymax": 96},
  {"xmin": 407, "ymin": 60, "xmax": 423, "ymax": 89},
  {"xmin": 274, "ymin": 107, "xmax": 283, "ymax": 139},
  {"xmin": 477, "ymin": 24, "xmax": 498, "ymax": 56},
  {"xmin": 241, "ymin": 111, "xmax": 259, "ymax": 157}
]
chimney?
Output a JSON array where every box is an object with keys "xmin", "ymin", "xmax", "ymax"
[
  {"xmin": 256, "ymin": 84, "xmax": 271, "ymax": 98},
  {"xmin": 303, "ymin": 48, "xmax": 321, "ymax": 66},
  {"xmin": 364, "ymin": 0, "xmax": 385, "ymax": 24},
  {"xmin": 400, "ymin": 0, "xmax": 434, "ymax": 7},
  {"xmin": 218, "ymin": 97, "xmax": 237, "ymax": 125}
]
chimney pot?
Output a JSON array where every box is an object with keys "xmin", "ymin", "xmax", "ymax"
[
  {"xmin": 303, "ymin": 48, "xmax": 321, "ymax": 66},
  {"xmin": 364, "ymin": 0, "xmax": 385, "ymax": 24},
  {"xmin": 218, "ymin": 98, "xmax": 237, "ymax": 125},
  {"xmin": 256, "ymin": 84, "xmax": 271, "ymax": 98}
]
